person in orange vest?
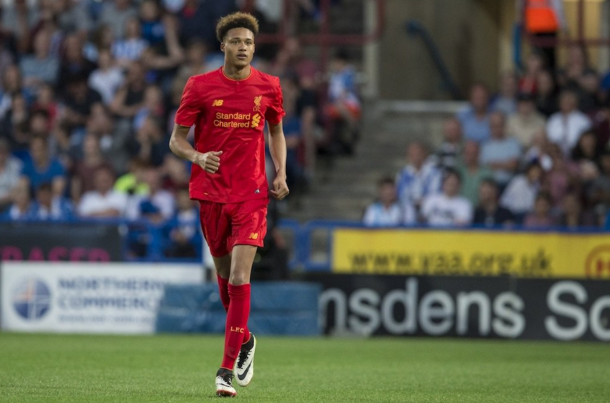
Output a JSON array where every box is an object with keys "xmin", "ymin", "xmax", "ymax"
[{"xmin": 518, "ymin": 0, "xmax": 567, "ymax": 70}]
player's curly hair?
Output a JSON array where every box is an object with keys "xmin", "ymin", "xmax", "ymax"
[{"xmin": 216, "ymin": 12, "xmax": 259, "ymax": 43}]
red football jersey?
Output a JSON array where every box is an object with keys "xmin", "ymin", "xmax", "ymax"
[{"xmin": 175, "ymin": 67, "xmax": 285, "ymax": 203}]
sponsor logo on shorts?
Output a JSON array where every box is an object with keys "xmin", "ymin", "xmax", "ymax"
[{"xmin": 248, "ymin": 233, "xmax": 259, "ymax": 240}]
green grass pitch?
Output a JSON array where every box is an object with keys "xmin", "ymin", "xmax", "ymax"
[{"xmin": 0, "ymin": 333, "xmax": 609, "ymax": 402}]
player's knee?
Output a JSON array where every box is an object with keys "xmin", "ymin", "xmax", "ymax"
[{"xmin": 229, "ymin": 271, "xmax": 250, "ymax": 285}]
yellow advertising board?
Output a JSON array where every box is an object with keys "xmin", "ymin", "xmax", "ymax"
[{"xmin": 332, "ymin": 229, "xmax": 610, "ymax": 279}]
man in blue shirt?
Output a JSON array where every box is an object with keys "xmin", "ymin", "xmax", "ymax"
[
  {"xmin": 457, "ymin": 83, "xmax": 492, "ymax": 143},
  {"xmin": 21, "ymin": 136, "xmax": 66, "ymax": 195}
]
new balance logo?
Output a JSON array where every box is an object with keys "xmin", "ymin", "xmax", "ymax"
[
  {"xmin": 231, "ymin": 326, "xmax": 245, "ymax": 333},
  {"xmin": 248, "ymin": 233, "xmax": 259, "ymax": 240},
  {"xmin": 212, "ymin": 99, "xmax": 224, "ymax": 106}
]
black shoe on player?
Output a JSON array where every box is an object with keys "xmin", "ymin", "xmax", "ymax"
[
  {"xmin": 234, "ymin": 333, "xmax": 256, "ymax": 387},
  {"xmin": 215, "ymin": 368, "xmax": 237, "ymax": 397}
]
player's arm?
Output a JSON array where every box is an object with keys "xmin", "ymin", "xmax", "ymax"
[
  {"xmin": 169, "ymin": 124, "xmax": 222, "ymax": 174},
  {"xmin": 268, "ymin": 121, "xmax": 289, "ymax": 200}
]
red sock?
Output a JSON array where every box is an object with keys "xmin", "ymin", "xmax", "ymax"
[
  {"xmin": 221, "ymin": 283, "xmax": 251, "ymax": 370},
  {"xmin": 217, "ymin": 275, "xmax": 250, "ymax": 342},
  {"xmin": 217, "ymin": 275, "xmax": 230, "ymax": 311}
]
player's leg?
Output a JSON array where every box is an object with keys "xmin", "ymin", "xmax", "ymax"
[
  {"xmin": 214, "ymin": 255, "xmax": 250, "ymax": 339},
  {"xmin": 199, "ymin": 201, "xmax": 238, "ymax": 397},
  {"xmin": 223, "ymin": 198, "xmax": 268, "ymax": 388},
  {"xmin": 221, "ymin": 245, "xmax": 256, "ymax": 369}
]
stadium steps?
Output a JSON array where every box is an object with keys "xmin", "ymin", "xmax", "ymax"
[{"xmin": 286, "ymin": 101, "xmax": 466, "ymax": 222}]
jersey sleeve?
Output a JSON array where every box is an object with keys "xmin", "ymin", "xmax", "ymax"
[
  {"xmin": 265, "ymin": 77, "xmax": 286, "ymax": 125},
  {"xmin": 175, "ymin": 77, "xmax": 203, "ymax": 127}
]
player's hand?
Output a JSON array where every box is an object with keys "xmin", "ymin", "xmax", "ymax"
[
  {"xmin": 194, "ymin": 151, "xmax": 223, "ymax": 174},
  {"xmin": 270, "ymin": 175, "xmax": 289, "ymax": 200}
]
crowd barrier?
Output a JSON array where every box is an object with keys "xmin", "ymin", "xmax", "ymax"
[
  {"xmin": 155, "ymin": 282, "xmax": 321, "ymax": 336},
  {"xmin": 1, "ymin": 219, "xmax": 609, "ymax": 280}
]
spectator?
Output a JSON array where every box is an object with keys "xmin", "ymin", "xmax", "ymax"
[
  {"xmin": 2, "ymin": 93, "xmax": 30, "ymax": 153},
  {"xmin": 32, "ymin": 182, "xmax": 73, "ymax": 220},
  {"xmin": 577, "ymin": 69, "xmax": 604, "ymax": 114},
  {"xmin": 535, "ymin": 69, "xmax": 559, "ymax": 117},
  {"xmin": 457, "ymin": 82, "xmax": 491, "ymax": 143},
  {"xmin": 571, "ymin": 130, "xmax": 601, "ymax": 184},
  {"xmin": 61, "ymin": 74, "xmax": 103, "ymax": 136},
  {"xmin": 363, "ymin": 176, "xmax": 415, "ymax": 227},
  {"xmin": 57, "ymin": 33, "xmax": 96, "ymax": 93},
  {"xmin": 2, "ymin": 179, "xmax": 36, "ymax": 220},
  {"xmin": 133, "ymin": 85, "xmax": 165, "ymax": 131},
  {"xmin": 115, "ymin": 158, "xmax": 150, "ymax": 196},
  {"xmin": 164, "ymin": 187, "xmax": 199, "ymax": 258},
  {"xmin": 21, "ymin": 136, "xmax": 66, "ymax": 195},
  {"xmin": 480, "ymin": 112, "xmax": 521, "ymax": 188},
  {"xmin": 19, "ymin": 29, "xmax": 59, "ymax": 91},
  {"xmin": 77, "ymin": 167, "xmax": 128, "ymax": 218},
  {"xmin": 521, "ymin": 129, "xmax": 552, "ymax": 171},
  {"xmin": 519, "ymin": 0, "xmax": 565, "ymax": 70},
  {"xmin": 70, "ymin": 134, "xmax": 115, "ymax": 203},
  {"xmin": 99, "ymin": 0, "xmax": 138, "ymax": 40},
  {"xmin": 544, "ymin": 143, "xmax": 580, "ymax": 208},
  {"xmin": 546, "ymin": 90, "xmax": 591, "ymax": 156},
  {"xmin": 126, "ymin": 167, "xmax": 175, "ymax": 223},
  {"xmin": 177, "ymin": 0, "xmax": 237, "ymax": 49},
  {"xmin": 523, "ymin": 192, "xmax": 556, "ymax": 228},
  {"xmin": 278, "ymin": 76, "xmax": 307, "ymax": 196},
  {"xmin": 432, "ymin": 117, "xmax": 463, "ymax": 170},
  {"xmin": 396, "ymin": 142, "xmax": 442, "ymax": 214},
  {"xmin": 112, "ymin": 17, "xmax": 149, "ymax": 68},
  {"xmin": 175, "ymin": 39, "xmax": 208, "ymax": 83},
  {"xmin": 127, "ymin": 115, "xmax": 169, "ymax": 167},
  {"xmin": 139, "ymin": 0, "xmax": 166, "ymax": 46},
  {"xmin": 519, "ymin": 53, "xmax": 544, "ymax": 95},
  {"xmin": 0, "ymin": 139, "xmax": 22, "ymax": 212},
  {"xmin": 587, "ymin": 151, "xmax": 610, "ymax": 222},
  {"xmin": 326, "ymin": 49, "xmax": 361, "ymax": 155},
  {"xmin": 501, "ymin": 162, "xmax": 543, "ymax": 220},
  {"xmin": 491, "ymin": 71, "xmax": 518, "ymax": 116},
  {"xmin": 0, "ymin": 65, "xmax": 25, "ymax": 122},
  {"xmin": 31, "ymin": 84, "xmax": 58, "ymax": 130},
  {"xmin": 591, "ymin": 96, "xmax": 610, "ymax": 147},
  {"xmin": 456, "ymin": 140, "xmax": 492, "ymax": 206},
  {"xmin": 421, "ymin": 169, "xmax": 472, "ymax": 227},
  {"xmin": 109, "ymin": 60, "xmax": 147, "ymax": 120},
  {"xmin": 557, "ymin": 193, "xmax": 596, "ymax": 228},
  {"xmin": 557, "ymin": 44, "xmax": 589, "ymax": 89},
  {"xmin": 54, "ymin": 0, "xmax": 92, "ymax": 36},
  {"xmin": 0, "ymin": 0, "xmax": 39, "ymax": 42},
  {"xmin": 28, "ymin": 109, "xmax": 51, "ymax": 138},
  {"xmin": 506, "ymin": 93, "xmax": 546, "ymax": 148},
  {"xmin": 139, "ymin": 15, "xmax": 185, "ymax": 84},
  {"xmin": 161, "ymin": 154, "xmax": 190, "ymax": 192},
  {"xmin": 88, "ymin": 48, "xmax": 125, "ymax": 105},
  {"xmin": 473, "ymin": 179, "xmax": 514, "ymax": 227}
]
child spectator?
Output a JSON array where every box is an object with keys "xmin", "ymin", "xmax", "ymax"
[
  {"xmin": 523, "ymin": 192, "xmax": 556, "ymax": 228},
  {"xmin": 421, "ymin": 169, "xmax": 472, "ymax": 227},
  {"xmin": 500, "ymin": 162, "xmax": 543, "ymax": 221},
  {"xmin": 473, "ymin": 179, "xmax": 514, "ymax": 227},
  {"xmin": 363, "ymin": 176, "xmax": 415, "ymax": 227}
]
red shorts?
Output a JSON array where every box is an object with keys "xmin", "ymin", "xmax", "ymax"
[{"xmin": 198, "ymin": 198, "xmax": 268, "ymax": 257}]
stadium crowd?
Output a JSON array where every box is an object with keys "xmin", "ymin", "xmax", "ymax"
[
  {"xmin": 365, "ymin": 49, "xmax": 610, "ymax": 230},
  {"xmin": 0, "ymin": 0, "xmax": 360, "ymax": 257}
]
